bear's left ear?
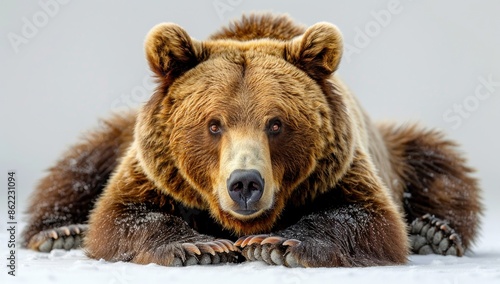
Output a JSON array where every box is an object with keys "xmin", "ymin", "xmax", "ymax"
[
  {"xmin": 145, "ymin": 23, "xmax": 204, "ymax": 83},
  {"xmin": 285, "ymin": 22, "xmax": 343, "ymax": 80}
]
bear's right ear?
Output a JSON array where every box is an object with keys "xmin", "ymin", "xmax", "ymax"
[{"xmin": 145, "ymin": 23, "xmax": 203, "ymax": 82}]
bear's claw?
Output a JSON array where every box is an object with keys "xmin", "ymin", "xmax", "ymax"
[
  {"xmin": 235, "ymin": 234, "xmax": 269, "ymax": 247},
  {"xmin": 27, "ymin": 224, "xmax": 88, "ymax": 252},
  {"xmin": 409, "ymin": 214, "xmax": 464, "ymax": 256},
  {"xmin": 172, "ymin": 239, "xmax": 240, "ymax": 266},
  {"xmin": 236, "ymin": 235, "xmax": 303, "ymax": 267}
]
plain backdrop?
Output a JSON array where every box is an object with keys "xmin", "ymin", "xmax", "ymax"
[{"xmin": 0, "ymin": 0, "xmax": 499, "ymax": 247}]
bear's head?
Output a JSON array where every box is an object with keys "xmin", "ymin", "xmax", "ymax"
[{"xmin": 135, "ymin": 18, "xmax": 355, "ymax": 235}]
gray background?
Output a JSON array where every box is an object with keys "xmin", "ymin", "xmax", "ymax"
[{"xmin": 1, "ymin": 0, "xmax": 498, "ymax": 245}]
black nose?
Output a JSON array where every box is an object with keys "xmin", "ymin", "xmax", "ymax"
[{"xmin": 227, "ymin": 169, "xmax": 264, "ymax": 211}]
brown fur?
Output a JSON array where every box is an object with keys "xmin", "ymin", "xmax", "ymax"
[
  {"xmin": 22, "ymin": 14, "xmax": 481, "ymax": 267},
  {"xmin": 377, "ymin": 124, "xmax": 481, "ymax": 249},
  {"xmin": 209, "ymin": 14, "xmax": 305, "ymax": 41},
  {"xmin": 22, "ymin": 113, "xmax": 135, "ymax": 247}
]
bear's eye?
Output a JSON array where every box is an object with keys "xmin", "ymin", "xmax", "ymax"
[
  {"xmin": 268, "ymin": 119, "xmax": 282, "ymax": 135},
  {"xmin": 209, "ymin": 121, "xmax": 222, "ymax": 134}
]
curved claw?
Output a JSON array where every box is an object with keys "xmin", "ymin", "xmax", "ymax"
[
  {"xmin": 261, "ymin": 236, "xmax": 285, "ymax": 245},
  {"xmin": 48, "ymin": 230, "xmax": 59, "ymax": 240},
  {"xmin": 234, "ymin": 236, "xmax": 247, "ymax": 247},
  {"xmin": 72, "ymin": 225, "xmax": 81, "ymax": 235},
  {"xmin": 247, "ymin": 235, "xmax": 269, "ymax": 246},
  {"xmin": 241, "ymin": 234, "xmax": 267, "ymax": 247},
  {"xmin": 449, "ymin": 233, "xmax": 464, "ymax": 256},
  {"xmin": 439, "ymin": 224, "xmax": 452, "ymax": 234},
  {"xmin": 213, "ymin": 241, "xmax": 229, "ymax": 253},
  {"xmin": 241, "ymin": 237, "xmax": 253, "ymax": 248},
  {"xmin": 206, "ymin": 242, "xmax": 225, "ymax": 253},
  {"xmin": 217, "ymin": 239, "xmax": 237, "ymax": 252},
  {"xmin": 449, "ymin": 233, "xmax": 460, "ymax": 242},
  {"xmin": 60, "ymin": 226, "xmax": 71, "ymax": 236},
  {"xmin": 195, "ymin": 242, "xmax": 216, "ymax": 256},
  {"xmin": 282, "ymin": 239, "xmax": 301, "ymax": 247},
  {"xmin": 181, "ymin": 243, "xmax": 201, "ymax": 255}
]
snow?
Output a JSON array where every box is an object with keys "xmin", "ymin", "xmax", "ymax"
[{"xmin": 1, "ymin": 217, "xmax": 499, "ymax": 284}]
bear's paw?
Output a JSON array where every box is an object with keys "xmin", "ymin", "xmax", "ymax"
[
  {"xmin": 27, "ymin": 224, "xmax": 87, "ymax": 252},
  {"xmin": 235, "ymin": 235, "xmax": 304, "ymax": 267},
  {"xmin": 169, "ymin": 239, "xmax": 241, "ymax": 266},
  {"xmin": 409, "ymin": 214, "xmax": 465, "ymax": 256}
]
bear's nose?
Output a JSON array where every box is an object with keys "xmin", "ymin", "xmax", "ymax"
[{"xmin": 227, "ymin": 169, "xmax": 264, "ymax": 213}]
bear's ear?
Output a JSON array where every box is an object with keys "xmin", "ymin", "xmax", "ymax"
[
  {"xmin": 285, "ymin": 22, "xmax": 343, "ymax": 80},
  {"xmin": 145, "ymin": 23, "xmax": 203, "ymax": 82}
]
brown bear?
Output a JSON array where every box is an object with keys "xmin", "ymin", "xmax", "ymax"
[{"xmin": 22, "ymin": 14, "xmax": 482, "ymax": 267}]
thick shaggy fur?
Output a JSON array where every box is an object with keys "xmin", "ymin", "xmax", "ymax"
[
  {"xmin": 22, "ymin": 114, "xmax": 135, "ymax": 249},
  {"xmin": 22, "ymin": 14, "xmax": 481, "ymax": 267}
]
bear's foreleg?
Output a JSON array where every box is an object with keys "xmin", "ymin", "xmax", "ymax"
[
  {"xmin": 85, "ymin": 201, "xmax": 239, "ymax": 266},
  {"xmin": 236, "ymin": 203, "xmax": 407, "ymax": 267},
  {"xmin": 236, "ymin": 151, "xmax": 409, "ymax": 267},
  {"xmin": 84, "ymin": 157, "xmax": 240, "ymax": 266}
]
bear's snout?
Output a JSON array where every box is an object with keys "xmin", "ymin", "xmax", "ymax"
[
  {"xmin": 227, "ymin": 169, "xmax": 264, "ymax": 215},
  {"xmin": 216, "ymin": 130, "xmax": 276, "ymax": 219}
]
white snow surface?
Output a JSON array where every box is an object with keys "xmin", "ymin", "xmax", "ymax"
[{"xmin": 1, "ymin": 216, "xmax": 499, "ymax": 284}]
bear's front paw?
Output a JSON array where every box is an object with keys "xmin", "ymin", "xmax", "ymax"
[
  {"xmin": 169, "ymin": 239, "xmax": 241, "ymax": 266},
  {"xmin": 235, "ymin": 235, "xmax": 303, "ymax": 267}
]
